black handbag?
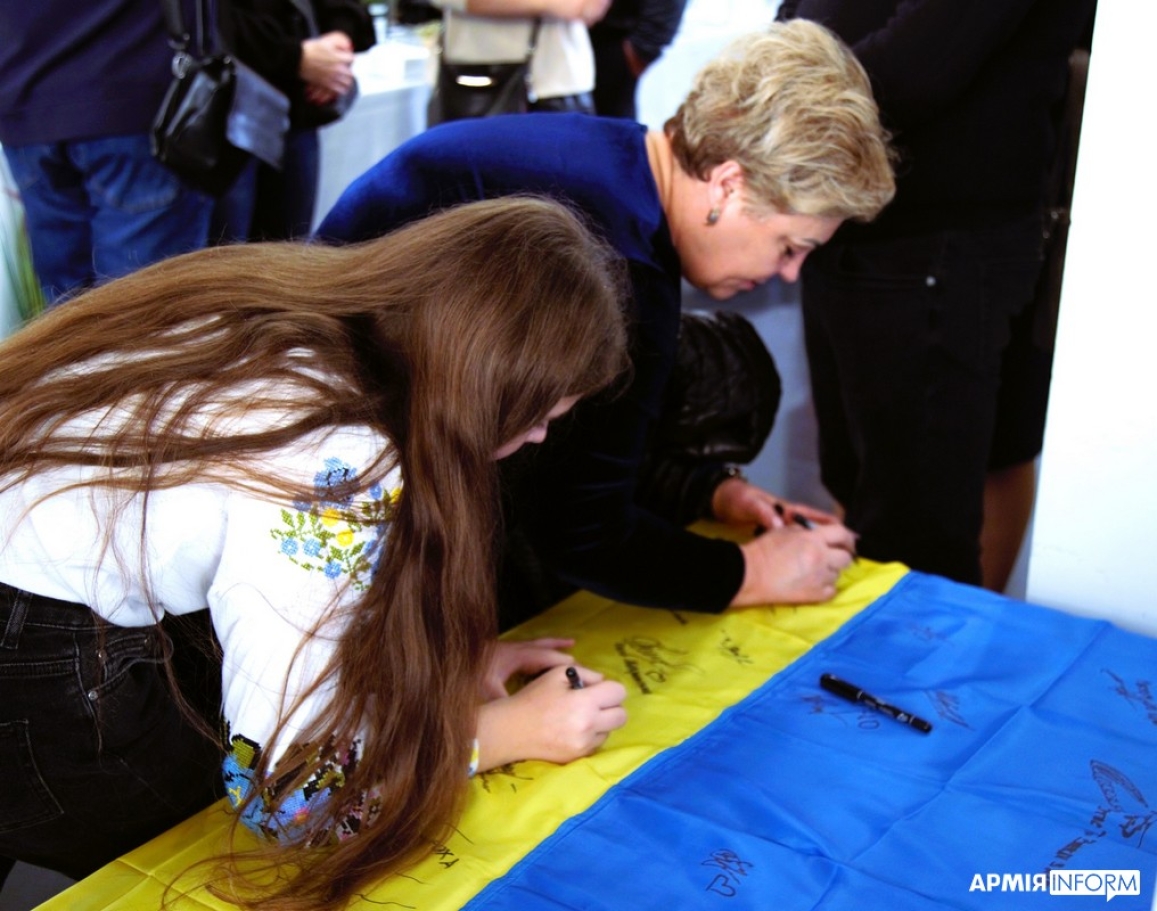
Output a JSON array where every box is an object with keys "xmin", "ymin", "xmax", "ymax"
[
  {"xmin": 285, "ymin": 0, "xmax": 360, "ymax": 129},
  {"xmin": 655, "ymin": 310, "xmax": 782, "ymax": 464},
  {"xmin": 432, "ymin": 20, "xmax": 541, "ymax": 123},
  {"xmin": 634, "ymin": 310, "xmax": 783, "ymax": 524},
  {"xmin": 151, "ymin": 0, "xmax": 289, "ymax": 196}
]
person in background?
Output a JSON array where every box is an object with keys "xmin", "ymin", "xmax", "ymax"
[
  {"xmin": 318, "ymin": 20, "xmax": 896, "ymax": 626},
  {"xmin": 0, "ymin": 0, "xmax": 213, "ymax": 306},
  {"xmin": 429, "ymin": 0, "xmax": 610, "ymax": 121},
  {"xmin": 778, "ymin": 0, "xmax": 1097, "ymax": 590},
  {"xmin": 589, "ymin": 0, "xmax": 688, "ymax": 119},
  {"xmin": 214, "ymin": 0, "xmax": 375, "ymax": 241},
  {"xmin": 0, "ymin": 198, "xmax": 629, "ymax": 905}
]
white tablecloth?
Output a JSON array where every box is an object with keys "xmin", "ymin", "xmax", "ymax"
[{"xmin": 314, "ymin": 36, "xmax": 432, "ymax": 230}]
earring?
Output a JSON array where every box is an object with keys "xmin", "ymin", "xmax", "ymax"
[{"xmin": 705, "ymin": 208, "xmax": 721, "ymax": 226}]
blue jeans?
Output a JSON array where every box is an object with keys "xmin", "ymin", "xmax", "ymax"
[
  {"xmin": 0, "ymin": 583, "xmax": 222, "ymax": 881},
  {"xmin": 4, "ymin": 134, "xmax": 212, "ymax": 306}
]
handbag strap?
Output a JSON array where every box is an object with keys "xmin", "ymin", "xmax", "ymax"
[
  {"xmin": 160, "ymin": 0, "xmax": 221, "ymax": 56},
  {"xmin": 525, "ymin": 19, "xmax": 542, "ymax": 63}
]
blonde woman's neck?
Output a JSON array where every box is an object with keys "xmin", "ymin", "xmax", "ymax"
[{"xmin": 645, "ymin": 130, "xmax": 675, "ymax": 215}]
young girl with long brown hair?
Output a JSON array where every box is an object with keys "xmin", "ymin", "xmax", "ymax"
[{"xmin": 0, "ymin": 197, "xmax": 630, "ymax": 908}]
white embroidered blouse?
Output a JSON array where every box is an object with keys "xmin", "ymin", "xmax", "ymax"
[{"xmin": 0, "ymin": 378, "xmax": 400, "ymax": 842}]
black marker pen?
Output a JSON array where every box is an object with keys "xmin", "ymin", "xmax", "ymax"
[
  {"xmin": 774, "ymin": 502, "xmax": 814, "ymax": 530},
  {"xmin": 819, "ymin": 673, "xmax": 932, "ymax": 733},
  {"xmin": 565, "ymin": 666, "xmax": 584, "ymax": 690}
]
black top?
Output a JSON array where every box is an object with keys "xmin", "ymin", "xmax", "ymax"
[
  {"xmin": 779, "ymin": 0, "xmax": 1097, "ymax": 237},
  {"xmin": 589, "ymin": 0, "xmax": 689, "ymax": 65},
  {"xmin": 220, "ymin": 0, "xmax": 375, "ymax": 97}
]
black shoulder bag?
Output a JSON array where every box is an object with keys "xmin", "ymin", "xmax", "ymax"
[
  {"xmin": 637, "ymin": 310, "xmax": 784, "ymax": 523},
  {"xmin": 655, "ymin": 310, "xmax": 782, "ymax": 463},
  {"xmin": 151, "ymin": 0, "xmax": 290, "ymax": 196},
  {"xmin": 433, "ymin": 19, "xmax": 542, "ymax": 123}
]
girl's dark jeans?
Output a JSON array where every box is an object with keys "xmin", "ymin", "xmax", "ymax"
[{"xmin": 0, "ymin": 582, "xmax": 223, "ymax": 882}]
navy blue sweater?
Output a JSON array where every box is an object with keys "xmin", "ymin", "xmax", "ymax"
[
  {"xmin": 318, "ymin": 114, "xmax": 746, "ymax": 612},
  {"xmin": 0, "ymin": 0, "xmax": 194, "ymax": 145}
]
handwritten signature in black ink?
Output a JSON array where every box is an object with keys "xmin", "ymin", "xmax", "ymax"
[
  {"xmin": 431, "ymin": 843, "xmax": 459, "ymax": 870},
  {"xmin": 926, "ymin": 689, "xmax": 971, "ymax": 728},
  {"xmin": 614, "ymin": 636, "xmax": 701, "ymax": 693},
  {"xmin": 702, "ymin": 849, "xmax": 754, "ymax": 898},
  {"xmin": 1103, "ymin": 669, "xmax": 1157, "ymax": 727},
  {"xmin": 478, "ymin": 763, "xmax": 534, "ymax": 794},
  {"xmin": 1048, "ymin": 759, "xmax": 1155, "ymax": 871},
  {"xmin": 907, "ymin": 623, "xmax": 948, "ymax": 643},
  {"xmin": 718, "ymin": 631, "xmax": 753, "ymax": 666},
  {"xmin": 803, "ymin": 694, "xmax": 880, "ymax": 730}
]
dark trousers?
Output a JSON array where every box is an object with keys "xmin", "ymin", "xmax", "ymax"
[
  {"xmin": 529, "ymin": 92, "xmax": 595, "ymax": 114},
  {"xmin": 210, "ymin": 127, "xmax": 321, "ymax": 244},
  {"xmin": 590, "ymin": 29, "xmax": 639, "ymax": 119},
  {"xmin": 800, "ymin": 215, "xmax": 1048, "ymax": 584},
  {"xmin": 0, "ymin": 584, "xmax": 222, "ymax": 882}
]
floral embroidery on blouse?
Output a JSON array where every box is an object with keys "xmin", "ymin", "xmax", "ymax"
[
  {"xmin": 270, "ymin": 457, "xmax": 396, "ymax": 591},
  {"xmin": 223, "ymin": 729, "xmax": 379, "ymax": 844}
]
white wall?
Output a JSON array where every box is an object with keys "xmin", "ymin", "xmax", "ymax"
[
  {"xmin": 1026, "ymin": 0, "xmax": 1157, "ymax": 635},
  {"xmin": 636, "ymin": 0, "xmax": 779, "ymax": 129}
]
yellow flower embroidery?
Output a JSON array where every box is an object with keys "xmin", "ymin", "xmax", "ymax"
[{"xmin": 270, "ymin": 458, "xmax": 394, "ymax": 592}]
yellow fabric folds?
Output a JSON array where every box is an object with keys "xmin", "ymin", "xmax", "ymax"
[{"xmin": 44, "ymin": 556, "xmax": 906, "ymax": 910}]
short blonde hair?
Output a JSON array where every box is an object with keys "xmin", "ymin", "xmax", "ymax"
[{"xmin": 667, "ymin": 19, "xmax": 896, "ymax": 222}]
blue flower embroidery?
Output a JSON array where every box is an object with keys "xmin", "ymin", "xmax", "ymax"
[
  {"xmin": 315, "ymin": 457, "xmax": 357, "ymax": 506},
  {"xmin": 222, "ymin": 728, "xmax": 364, "ymax": 845},
  {"xmin": 270, "ymin": 458, "xmax": 394, "ymax": 591}
]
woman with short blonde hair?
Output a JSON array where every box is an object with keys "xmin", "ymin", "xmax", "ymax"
[{"xmin": 669, "ymin": 20, "xmax": 895, "ymax": 220}]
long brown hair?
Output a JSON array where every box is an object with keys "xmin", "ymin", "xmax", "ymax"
[{"xmin": 0, "ymin": 196, "xmax": 630, "ymax": 908}]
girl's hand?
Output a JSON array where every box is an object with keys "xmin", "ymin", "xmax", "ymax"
[
  {"xmin": 475, "ymin": 665, "xmax": 627, "ymax": 770},
  {"xmin": 482, "ymin": 637, "xmax": 575, "ymax": 700}
]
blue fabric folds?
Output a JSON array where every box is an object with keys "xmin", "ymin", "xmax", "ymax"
[{"xmin": 466, "ymin": 573, "xmax": 1157, "ymax": 910}]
